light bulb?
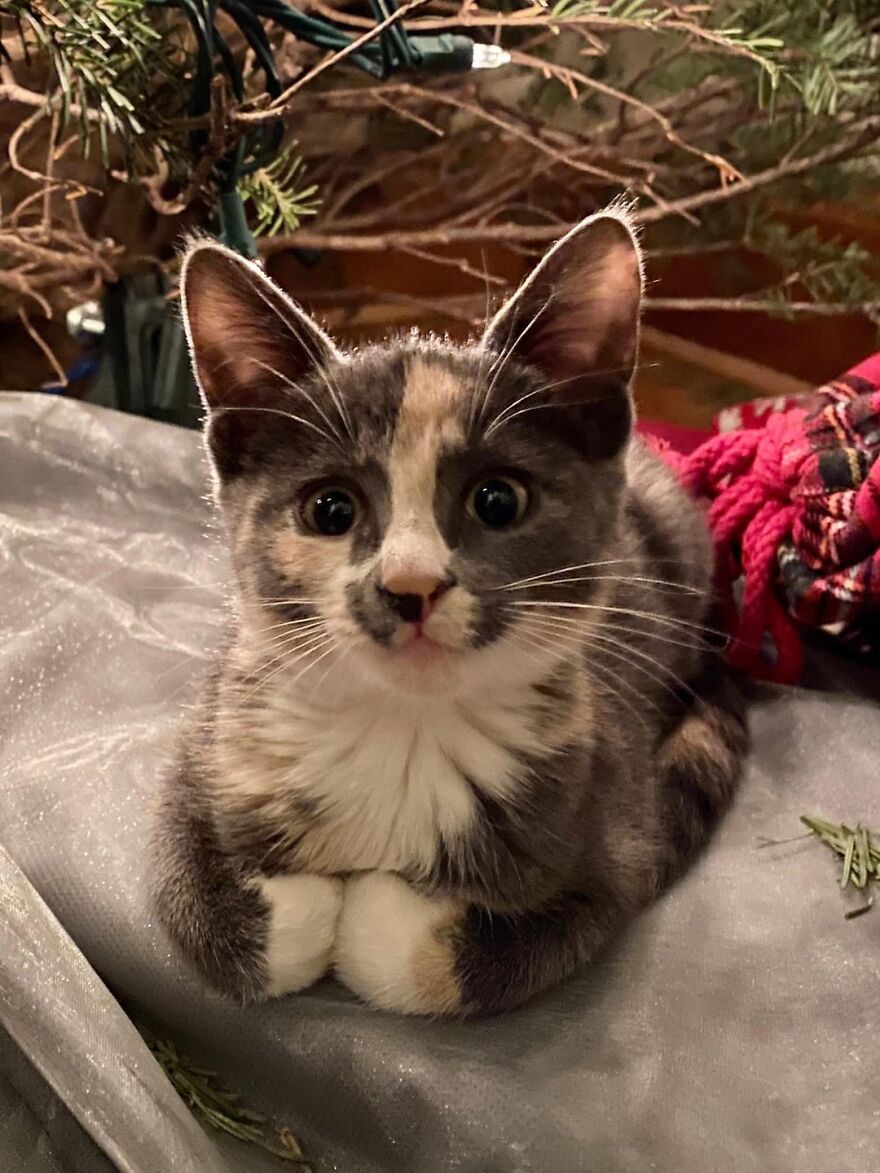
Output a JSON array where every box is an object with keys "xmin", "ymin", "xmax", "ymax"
[{"xmin": 471, "ymin": 44, "xmax": 512, "ymax": 70}]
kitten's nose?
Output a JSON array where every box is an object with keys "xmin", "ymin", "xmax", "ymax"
[
  {"xmin": 382, "ymin": 569, "xmax": 445, "ymax": 599},
  {"xmin": 378, "ymin": 573, "xmax": 454, "ymax": 624}
]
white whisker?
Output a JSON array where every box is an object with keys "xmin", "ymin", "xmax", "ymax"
[
  {"xmin": 248, "ymin": 626, "xmax": 330, "ymax": 674},
  {"xmin": 519, "ymin": 613, "xmax": 690, "ymax": 699},
  {"xmin": 247, "ymin": 355, "xmax": 347, "ymax": 448},
  {"xmin": 240, "ymin": 631, "xmax": 336, "ymax": 704},
  {"xmin": 211, "ymin": 405, "xmax": 338, "ymax": 447},
  {"xmin": 481, "ymin": 373, "xmax": 592, "ymax": 441},
  {"xmin": 514, "ymin": 620, "xmax": 654, "ymax": 725},
  {"xmin": 258, "ymin": 599, "xmax": 319, "ymax": 608},
  {"xmin": 522, "ymin": 610, "xmax": 712, "ymax": 654},
  {"xmin": 499, "ymin": 574, "xmax": 705, "ymax": 596},
  {"xmin": 236, "ymin": 265, "xmax": 354, "ymax": 442},
  {"xmin": 253, "ymin": 616, "xmax": 326, "ymax": 635},
  {"xmin": 287, "ymin": 637, "xmax": 341, "ymax": 688},
  {"xmin": 508, "ymin": 599, "xmax": 724, "ymax": 639},
  {"xmin": 493, "ymin": 557, "xmax": 693, "ymax": 591},
  {"xmin": 474, "ymin": 299, "xmax": 547, "ymax": 432}
]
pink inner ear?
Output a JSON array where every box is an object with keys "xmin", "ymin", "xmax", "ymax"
[
  {"xmin": 483, "ymin": 211, "xmax": 643, "ymax": 392},
  {"xmin": 182, "ymin": 245, "xmax": 336, "ymax": 410},
  {"xmin": 530, "ymin": 260, "xmax": 640, "ymax": 388}
]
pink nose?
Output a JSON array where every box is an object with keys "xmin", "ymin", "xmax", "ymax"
[{"xmin": 381, "ymin": 569, "xmax": 445, "ymax": 599}]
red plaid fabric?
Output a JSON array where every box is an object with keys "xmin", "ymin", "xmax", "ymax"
[
  {"xmin": 779, "ymin": 364, "xmax": 880, "ymax": 642},
  {"xmin": 646, "ymin": 352, "xmax": 880, "ymax": 680}
]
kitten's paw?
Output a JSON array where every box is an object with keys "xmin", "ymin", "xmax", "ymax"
[
  {"xmin": 334, "ymin": 872, "xmax": 465, "ymax": 1015},
  {"xmin": 258, "ymin": 873, "xmax": 343, "ymax": 997}
]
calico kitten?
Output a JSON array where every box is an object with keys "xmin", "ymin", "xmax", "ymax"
[{"xmin": 152, "ymin": 206, "xmax": 747, "ymax": 1016}]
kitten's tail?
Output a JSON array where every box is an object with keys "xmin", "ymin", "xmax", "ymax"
[{"xmin": 655, "ymin": 662, "xmax": 749, "ymax": 880}]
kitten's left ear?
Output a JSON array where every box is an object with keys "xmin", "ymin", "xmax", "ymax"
[
  {"xmin": 180, "ymin": 241, "xmax": 339, "ymax": 411},
  {"xmin": 481, "ymin": 206, "xmax": 642, "ymax": 458}
]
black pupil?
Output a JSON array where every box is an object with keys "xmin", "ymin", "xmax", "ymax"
[
  {"xmin": 474, "ymin": 480, "xmax": 520, "ymax": 528},
  {"xmin": 312, "ymin": 490, "xmax": 355, "ymax": 535}
]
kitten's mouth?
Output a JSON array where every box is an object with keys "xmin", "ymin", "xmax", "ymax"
[{"xmin": 389, "ymin": 623, "xmax": 452, "ymax": 658}]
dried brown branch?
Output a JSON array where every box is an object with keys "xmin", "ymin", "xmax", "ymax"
[
  {"xmin": 17, "ymin": 308, "xmax": 67, "ymax": 385},
  {"xmin": 1, "ymin": 0, "xmax": 876, "ymax": 337},
  {"xmin": 111, "ymin": 75, "xmax": 231, "ymax": 214},
  {"xmin": 644, "ymin": 297, "xmax": 880, "ymax": 315},
  {"xmin": 398, "ymin": 244, "xmax": 507, "ymax": 286},
  {"xmin": 374, "ymin": 92, "xmax": 446, "ymax": 138},
  {"xmin": 0, "ymin": 269, "xmax": 53, "ymax": 316},
  {"xmin": 307, "ymin": 286, "xmax": 485, "ymax": 325},
  {"xmin": 261, "ymin": 115, "xmax": 880, "ymax": 254}
]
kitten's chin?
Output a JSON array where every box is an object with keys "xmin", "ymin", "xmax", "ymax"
[{"xmin": 355, "ymin": 638, "xmax": 467, "ymax": 697}]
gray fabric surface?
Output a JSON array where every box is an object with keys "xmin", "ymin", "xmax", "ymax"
[
  {"xmin": 0, "ymin": 845, "xmax": 228, "ymax": 1173},
  {"xmin": 1, "ymin": 390, "xmax": 878, "ymax": 1173}
]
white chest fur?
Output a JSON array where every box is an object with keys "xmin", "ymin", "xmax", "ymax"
[{"xmin": 219, "ymin": 679, "xmax": 544, "ymax": 876}]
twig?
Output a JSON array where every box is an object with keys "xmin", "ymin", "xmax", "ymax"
[
  {"xmin": 143, "ymin": 1032, "xmax": 311, "ymax": 1167},
  {"xmin": 259, "ymin": 222, "xmax": 568, "ymax": 253},
  {"xmin": 17, "ymin": 309, "xmax": 67, "ymax": 385},
  {"xmin": 398, "ymin": 243, "xmax": 507, "ymax": 286},
  {"xmin": 644, "ymin": 297, "xmax": 879, "ymax": 315},
  {"xmin": 640, "ymin": 325, "xmax": 811, "ymax": 400},
  {"xmin": 43, "ymin": 109, "xmax": 59, "ymax": 229},
  {"xmin": 112, "ymin": 76, "xmax": 231, "ymax": 215},
  {"xmin": 374, "ymin": 93, "xmax": 445, "ymax": 137},
  {"xmin": 8, "ymin": 104, "xmax": 51, "ymax": 185},
  {"xmin": 403, "ymin": 84, "xmax": 633, "ymax": 185},
  {"xmin": 0, "ymin": 269, "xmax": 52, "ymax": 316}
]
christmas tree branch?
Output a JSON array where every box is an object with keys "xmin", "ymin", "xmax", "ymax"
[
  {"xmin": 2, "ymin": 0, "xmax": 879, "ymax": 347},
  {"xmin": 260, "ymin": 114, "xmax": 880, "ymax": 254},
  {"xmin": 644, "ymin": 297, "xmax": 880, "ymax": 316},
  {"xmin": 639, "ymin": 117, "xmax": 880, "ymax": 225}
]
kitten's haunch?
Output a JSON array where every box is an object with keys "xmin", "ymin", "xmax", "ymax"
[{"xmin": 151, "ymin": 205, "xmax": 747, "ymax": 1016}]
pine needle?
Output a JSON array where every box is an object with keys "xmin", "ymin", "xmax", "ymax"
[
  {"xmin": 142, "ymin": 1031, "xmax": 311, "ymax": 1167},
  {"xmin": 240, "ymin": 147, "xmax": 320, "ymax": 238},
  {"xmin": 800, "ymin": 814, "xmax": 880, "ymax": 917}
]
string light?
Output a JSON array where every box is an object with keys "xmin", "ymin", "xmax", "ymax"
[{"xmin": 151, "ymin": 0, "xmax": 512, "ymax": 255}]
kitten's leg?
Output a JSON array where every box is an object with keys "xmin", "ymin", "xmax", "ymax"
[
  {"xmin": 257, "ymin": 872, "xmax": 344, "ymax": 997},
  {"xmin": 152, "ymin": 785, "xmax": 342, "ymax": 1002},
  {"xmin": 335, "ymin": 871, "xmax": 616, "ymax": 1017},
  {"xmin": 335, "ymin": 669, "xmax": 747, "ymax": 1018},
  {"xmin": 654, "ymin": 662, "xmax": 749, "ymax": 881}
]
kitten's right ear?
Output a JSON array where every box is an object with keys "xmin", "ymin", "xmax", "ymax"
[{"xmin": 181, "ymin": 242, "xmax": 340, "ymax": 479}]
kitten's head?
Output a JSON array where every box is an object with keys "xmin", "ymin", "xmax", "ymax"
[{"xmin": 182, "ymin": 207, "xmax": 642, "ymax": 697}]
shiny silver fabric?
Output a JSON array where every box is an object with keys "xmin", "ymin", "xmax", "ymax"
[{"xmin": 1, "ymin": 391, "xmax": 878, "ymax": 1173}]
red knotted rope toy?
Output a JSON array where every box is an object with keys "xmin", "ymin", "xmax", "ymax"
[{"xmin": 642, "ymin": 353, "xmax": 880, "ymax": 684}]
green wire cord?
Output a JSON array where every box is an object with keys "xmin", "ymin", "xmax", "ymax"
[{"xmin": 148, "ymin": 0, "xmax": 482, "ymax": 254}]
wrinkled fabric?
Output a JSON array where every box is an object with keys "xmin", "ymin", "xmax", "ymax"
[
  {"xmin": 0, "ymin": 845, "xmax": 230, "ymax": 1173},
  {"xmin": 1, "ymin": 391, "xmax": 878, "ymax": 1173}
]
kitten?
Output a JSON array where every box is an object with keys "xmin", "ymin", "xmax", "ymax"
[{"xmin": 152, "ymin": 206, "xmax": 747, "ymax": 1016}]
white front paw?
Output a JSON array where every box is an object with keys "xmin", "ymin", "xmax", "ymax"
[
  {"xmin": 334, "ymin": 872, "xmax": 464, "ymax": 1015},
  {"xmin": 258, "ymin": 873, "xmax": 344, "ymax": 997}
]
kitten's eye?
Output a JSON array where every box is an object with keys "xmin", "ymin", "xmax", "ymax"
[
  {"xmin": 468, "ymin": 476, "xmax": 529, "ymax": 529},
  {"xmin": 302, "ymin": 486, "xmax": 359, "ymax": 536}
]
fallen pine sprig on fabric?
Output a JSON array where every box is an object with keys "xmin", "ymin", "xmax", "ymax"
[
  {"xmin": 800, "ymin": 814, "xmax": 880, "ymax": 919},
  {"xmin": 142, "ymin": 1032, "xmax": 311, "ymax": 1167}
]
